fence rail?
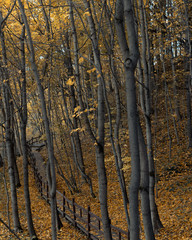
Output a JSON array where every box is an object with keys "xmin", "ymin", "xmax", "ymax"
[
  {"xmin": 27, "ymin": 136, "xmax": 42, "ymax": 145},
  {"xmin": 29, "ymin": 151, "xmax": 130, "ymax": 240}
]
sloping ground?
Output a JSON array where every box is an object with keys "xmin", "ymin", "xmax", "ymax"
[
  {"xmin": 156, "ymin": 172, "xmax": 192, "ymax": 240},
  {"xmin": 0, "ymin": 158, "xmax": 87, "ymax": 240},
  {"xmin": 151, "ymin": 115, "xmax": 192, "ymax": 239},
  {"xmin": 55, "ymin": 147, "xmax": 192, "ymax": 240},
  {"xmin": 0, "ymin": 120, "xmax": 192, "ymax": 239}
]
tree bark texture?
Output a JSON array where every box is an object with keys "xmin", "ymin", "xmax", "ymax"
[
  {"xmin": 20, "ymin": 25, "xmax": 38, "ymax": 239},
  {"xmin": 115, "ymin": 0, "xmax": 140, "ymax": 239}
]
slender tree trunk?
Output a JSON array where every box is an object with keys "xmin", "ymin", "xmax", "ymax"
[
  {"xmin": 170, "ymin": 46, "xmax": 181, "ymax": 121},
  {"xmin": 138, "ymin": 0, "xmax": 163, "ymax": 232},
  {"xmin": 137, "ymin": 59, "xmax": 146, "ymax": 113},
  {"xmin": 17, "ymin": 1, "xmax": 57, "ymax": 239},
  {"xmin": 64, "ymin": 31, "xmax": 85, "ymax": 178},
  {"xmin": 138, "ymin": 122, "xmax": 155, "ymax": 240},
  {"xmin": 162, "ymin": 56, "xmax": 172, "ymax": 160},
  {"xmin": 68, "ymin": 0, "xmax": 96, "ymax": 143},
  {"xmin": 14, "ymin": 115, "xmax": 22, "ymax": 156},
  {"xmin": 102, "ymin": 2, "xmax": 130, "ymax": 228},
  {"xmin": 0, "ymin": 10, "xmax": 22, "ymax": 232},
  {"xmin": 20, "ymin": 25, "xmax": 38, "ymax": 240},
  {"xmin": 13, "ymin": 143, "xmax": 21, "ymax": 188},
  {"xmin": 183, "ymin": 0, "xmax": 192, "ymax": 85},
  {"xmin": 183, "ymin": 0, "xmax": 192, "ymax": 147},
  {"xmin": 185, "ymin": 63, "xmax": 192, "ymax": 148},
  {"xmin": 83, "ymin": 0, "xmax": 112, "ymax": 238},
  {"xmin": 2, "ymin": 154, "xmax": 10, "ymax": 227}
]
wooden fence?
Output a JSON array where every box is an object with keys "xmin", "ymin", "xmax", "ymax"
[
  {"xmin": 27, "ymin": 136, "xmax": 42, "ymax": 145},
  {"xmin": 29, "ymin": 151, "xmax": 130, "ymax": 240}
]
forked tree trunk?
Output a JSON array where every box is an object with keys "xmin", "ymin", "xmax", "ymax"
[
  {"xmin": 115, "ymin": 0, "xmax": 140, "ymax": 239},
  {"xmin": 98, "ymin": 4, "xmax": 130, "ymax": 228}
]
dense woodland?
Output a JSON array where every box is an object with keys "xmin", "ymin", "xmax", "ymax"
[{"xmin": 0, "ymin": 0, "xmax": 191, "ymax": 239}]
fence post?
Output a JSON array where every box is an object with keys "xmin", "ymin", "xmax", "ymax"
[
  {"xmin": 37, "ymin": 172, "xmax": 39, "ymax": 188},
  {"xmin": 34, "ymin": 167, "xmax": 37, "ymax": 183},
  {"xmin": 63, "ymin": 191, "xmax": 65, "ymax": 218},
  {"xmin": 98, "ymin": 219, "xmax": 101, "ymax": 230},
  {"xmin": 109, "ymin": 219, "xmax": 111, "ymax": 239},
  {"xmin": 118, "ymin": 231, "xmax": 121, "ymax": 240},
  {"xmin": 35, "ymin": 169, "xmax": 37, "ymax": 183},
  {"xmin": 87, "ymin": 206, "xmax": 90, "ymax": 239},
  {"xmin": 72, "ymin": 198, "xmax": 76, "ymax": 227},
  {"xmin": 47, "ymin": 182, "xmax": 49, "ymax": 203},
  {"xmin": 43, "ymin": 180, "xmax": 45, "ymax": 196},
  {"xmin": 40, "ymin": 176, "xmax": 42, "ymax": 196}
]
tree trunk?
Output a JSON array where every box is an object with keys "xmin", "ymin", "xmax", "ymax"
[
  {"xmin": 83, "ymin": 0, "xmax": 112, "ymax": 238},
  {"xmin": 20, "ymin": 24, "xmax": 38, "ymax": 240},
  {"xmin": 64, "ymin": 31, "xmax": 85, "ymax": 178},
  {"xmin": 17, "ymin": 1, "xmax": 57, "ymax": 239},
  {"xmin": 138, "ymin": 0, "xmax": 163, "ymax": 232},
  {"xmin": 115, "ymin": 0, "xmax": 140, "ymax": 238},
  {"xmin": 0, "ymin": 10, "xmax": 22, "ymax": 232}
]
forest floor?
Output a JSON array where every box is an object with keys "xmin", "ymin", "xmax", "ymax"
[{"xmin": 0, "ymin": 120, "xmax": 192, "ymax": 239}]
